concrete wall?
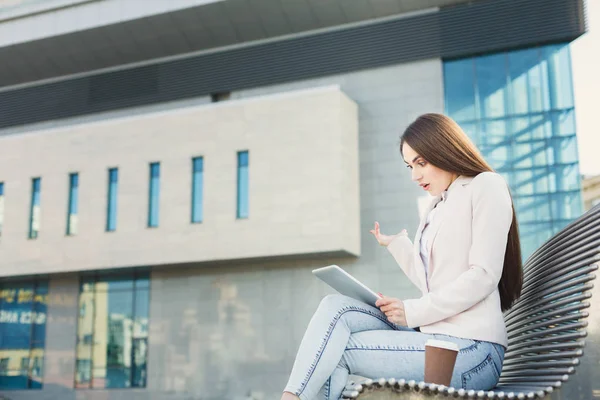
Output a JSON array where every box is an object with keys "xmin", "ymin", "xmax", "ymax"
[
  {"xmin": 0, "ymin": 58, "xmax": 444, "ymax": 399},
  {"xmin": 583, "ymin": 175, "xmax": 600, "ymax": 211},
  {"xmin": 0, "ymin": 0, "xmax": 218, "ymax": 44},
  {"xmin": 0, "ymin": 86, "xmax": 360, "ymax": 277}
]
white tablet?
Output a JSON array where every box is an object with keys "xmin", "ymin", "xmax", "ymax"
[{"xmin": 312, "ymin": 265, "xmax": 381, "ymax": 308}]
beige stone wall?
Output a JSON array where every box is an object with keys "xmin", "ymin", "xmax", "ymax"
[
  {"xmin": 0, "ymin": 86, "xmax": 360, "ymax": 277},
  {"xmin": 583, "ymin": 174, "xmax": 600, "ymax": 211}
]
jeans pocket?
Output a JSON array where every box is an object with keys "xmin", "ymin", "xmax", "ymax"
[{"xmin": 461, "ymin": 354, "xmax": 501, "ymax": 390}]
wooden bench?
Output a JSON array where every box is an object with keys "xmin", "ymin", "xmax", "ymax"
[{"xmin": 343, "ymin": 204, "xmax": 600, "ymax": 400}]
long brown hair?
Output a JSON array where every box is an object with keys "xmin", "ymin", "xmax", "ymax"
[{"xmin": 401, "ymin": 113, "xmax": 523, "ymax": 311}]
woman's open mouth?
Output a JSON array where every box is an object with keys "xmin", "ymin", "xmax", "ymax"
[{"xmin": 422, "ymin": 184, "xmax": 430, "ymax": 191}]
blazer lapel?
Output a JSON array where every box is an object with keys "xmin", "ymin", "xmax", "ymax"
[
  {"xmin": 424, "ymin": 175, "xmax": 475, "ymax": 278},
  {"xmin": 413, "ymin": 195, "xmax": 442, "ymax": 292},
  {"xmin": 423, "ymin": 198, "xmax": 447, "ymax": 278}
]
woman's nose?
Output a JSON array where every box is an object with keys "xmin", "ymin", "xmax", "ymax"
[{"xmin": 411, "ymin": 168, "xmax": 421, "ymax": 182}]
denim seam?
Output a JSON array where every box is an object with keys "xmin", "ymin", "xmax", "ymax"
[
  {"xmin": 490, "ymin": 345, "xmax": 504, "ymax": 377},
  {"xmin": 345, "ymin": 346, "xmax": 425, "ymax": 352},
  {"xmin": 296, "ymin": 305, "xmax": 396, "ymax": 396},
  {"xmin": 346, "ymin": 347, "xmax": 425, "ymax": 353},
  {"xmin": 461, "ymin": 354, "xmax": 497, "ymax": 389},
  {"xmin": 491, "ymin": 343, "xmax": 505, "ymax": 363}
]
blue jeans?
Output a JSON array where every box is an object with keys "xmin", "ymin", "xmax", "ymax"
[{"xmin": 284, "ymin": 294, "xmax": 505, "ymax": 400}]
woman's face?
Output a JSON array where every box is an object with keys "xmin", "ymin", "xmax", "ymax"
[{"xmin": 402, "ymin": 143, "xmax": 457, "ymax": 196}]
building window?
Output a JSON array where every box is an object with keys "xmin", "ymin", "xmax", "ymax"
[
  {"xmin": 191, "ymin": 157, "xmax": 204, "ymax": 223},
  {"xmin": 0, "ymin": 280, "xmax": 48, "ymax": 389},
  {"xmin": 106, "ymin": 168, "xmax": 118, "ymax": 232},
  {"xmin": 210, "ymin": 91, "xmax": 230, "ymax": 102},
  {"xmin": 66, "ymin": 173, "xmax": 79, "ymax": 236},
  {"xmin": 28, "ymin": 178, "xmax": 41, "ymax": 239},
  {"xmin": 0, "ymin": 182, "xmax": 4, "ymax": 237},
  {"xmin": 19, "ymin": 358, "xmax": 29, "ymax": 376},
  {"xmin": 237, "ymin": 151, "xmax": 249, "ymax": 219},
  {"xmin": 148, "ymin": 163, "xmax": 160, "ymax": 228},
  {"xmin": 75, "ymin": 271, "xmax": 149, "ymax": 389},
  {"xmin": 444, "ymin": 43, "xmax": 582, "ymax": 259},
  {"xmin": 0, "ymin": 358, "xmax": 8, "ymax": 375}
]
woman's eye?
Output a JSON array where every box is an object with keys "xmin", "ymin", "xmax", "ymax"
[
  {"xmin": 406, "ymin": 165, "xmax": 413, "ymax": 169},
  {"xmin": 418, "ymin": 162, "xmax": 426, "ymax": 167}
]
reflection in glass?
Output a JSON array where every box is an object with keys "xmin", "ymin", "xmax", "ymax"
[
  {"xmin": 28, "ymin": 178, "xmax": 41, "ymax": 239},
  {"xmin": 75, "ymin": 291, "xmax": 94, "ymax": 388},
  {"xmin": 75, "ymin": 271, "xmax": 149, "ymax": 389},
  {"xmin": 444, "ymin": 59, "xmax": 477, "ymax": 122},
  {"xmin": 148, "ymin": 163, "xmax": 160, "ymax": 228},
  {"xmin": 444, "ymin": 43, "xmax": 583, "ymax": 258},
  {"xmin": 66, "ymin": 173, "xmax": 79, "ymax": 236},
  {"xmin": 0, "ymin": 281, "xmax": 48, "ymax": 389},
  {"xmin": 237, "ymin": 151, "xmax": 249, "ymax": 219},
  {"xmin": 476, "ymin": 54, "xmax": 507, "ymax": 119},
  {"xmin": 106, "ymin": 168, "xmax": 118, "ymax": 232},
  {"xmin": 191, "ymin": 157, "xmax": 204, "ymax": 223}
]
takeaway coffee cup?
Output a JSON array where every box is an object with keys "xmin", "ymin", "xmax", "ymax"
[{"xmin": 424, "ymin": 339, "xmax": 460, "ymax": 386}]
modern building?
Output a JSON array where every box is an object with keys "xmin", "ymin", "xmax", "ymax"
[{"xmin": 0, "ymin": 0, "xmax": 593, "ymax": 399}]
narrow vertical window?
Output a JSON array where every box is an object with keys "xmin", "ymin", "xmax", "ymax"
[
  {"xmin": 67, "ymin": 173, "xmax": 79, "ymax": 236},
  {"xmin": 0, "ymin": 182, "xmax": 4, "ymax": 237},
  {"xmin": 106, "ymin": 168, "xmax": 118, "ymax": 232},
  {"xmin": 237, "ymin": 151, "xmax": 249, "ymax": 219},
  {"xmin": 191, "ymin": 157, "xmax": 203, "ymax": 223},
  {"xmin": 28, "ymin": 178, "xmax": 41, "ymax": 239},
  {"xmin": 148, "ymin": 162, "xmax": 160, "ymax": 227}
]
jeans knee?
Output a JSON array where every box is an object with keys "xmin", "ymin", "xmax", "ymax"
[{"xmin": 319, "ymin": 294, "xmax": 349, "ymax": 310}]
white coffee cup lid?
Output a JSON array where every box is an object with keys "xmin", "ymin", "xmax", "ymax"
[{"xmin": 425, "ymin": 339, "xmax": 460, "ymax": 352}]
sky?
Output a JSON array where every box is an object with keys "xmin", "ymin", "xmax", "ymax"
[{"xmin": 571, "ymin": 0, "xmax": 600, "ymax": 177}]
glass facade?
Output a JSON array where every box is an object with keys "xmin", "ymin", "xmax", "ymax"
[
  {"xmin": 237, "ymin": 151, "xmax": 249, "ymax": 219},
  {"xmin": 191, "ymin": 157, "xmax": 204, "ymax": 223},
  {"xmin": 75, "ymin": 271, "xmax": 149, "ymax": 389},
  {"xmin": 28, "ymin": 178, "xmax": 41, "ymax": 239},
  {"xmin": 66, "ymin": 173, "xmax": 79, "ymax": 236},
  {"xmin": 0, "ymin": 281, "xmax": 48, "ymax": 389},
  {"xmin": 148, "ymin": 163, "xmax": 160, "ymax": 228},
  {"xmin": 444, "ymin": 44, "xmax": 583, "ymax": 259},
  {"xmin": 106, "ymin": 168, "xmax": 118, "ymax": 232}
]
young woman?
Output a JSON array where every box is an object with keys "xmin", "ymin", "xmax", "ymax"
[{"xmin": 281, "ymin": 113, "xmax": 523, "ymax": 400}]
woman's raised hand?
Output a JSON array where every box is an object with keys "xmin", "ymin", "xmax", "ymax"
[{"xmin": 369, "ymin": 221, "xmax": 407, "ymax": 247}]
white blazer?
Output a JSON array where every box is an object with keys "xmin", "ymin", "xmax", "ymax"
[{"xmin": 387, "ymin": 172, "xmax": 513, "ymax": 347}]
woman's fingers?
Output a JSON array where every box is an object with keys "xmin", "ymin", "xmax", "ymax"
[
  {"xmin": 378, "ymin": 298, "xmax": 405, "ymax": 314},
  {"xmin": 380, "ymin": 304, "xmax": 400, "ymax": 313},
  {"xmin": 375, "ymin": 296, "xmax": 393, "ymax": 307},
  {"xmin": 370, "ymin": 222, "xmax": 378, "ymax": 235},
  {"xmin": 372, "ymin": 222, "xmax": 409, "ymax": 239},
  {"xmin": 370, "ymin": 222, "xmax": 384, "ymax": 245}
]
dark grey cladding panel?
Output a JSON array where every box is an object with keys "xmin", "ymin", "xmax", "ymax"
[
  {"xmin": 0, "ymin": 0, "xmax": 586, "ymax": 131},
  {"xmin": 439, "ymin": 0, "xmax": 587, "ymax": 59}
]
